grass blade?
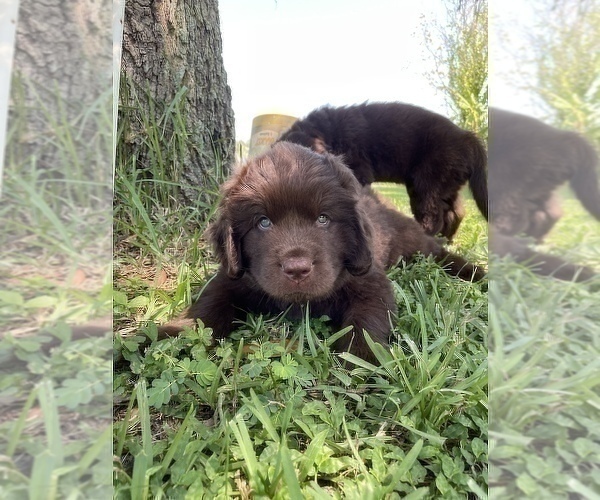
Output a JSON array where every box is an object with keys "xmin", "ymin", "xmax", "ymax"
[
  {"xmin": 279, "ymin": 443, "xmax": 303, "ymax": 499},
  {"xmin": 119, "ymin": 175, "xmax": 161, "ymax": 254},
  {"xmin": 77, "ymin": 425, "xmax": 112, "ymax": 478},
  {"xmin": 11, "ymin": 175, "xmax": 77, "ymax": 256},
  {"xmin": 392, "ymin": 439, "xmax": 423, "ymax": 481},
  {"xmin": 298, "ymin": 429, "xmax": 329, "ymax": 481},
  {"xmin": 131, "ymin": 379, "xmax": 152, "ymax": 500},
  {"xmin": 245, "ymin": 389, "xmax": 280, "ymax": 443},
  {"xmin": 38, "ymin": 379, "xmax": 63, "ymax": 465},
  {"xmin": 115, "ymin": 385, "xmax": 137, "ymax": 458},
  {"xmin": 7, "ymin": 386, "xmax": 38, "ymax": 456},
  {"xmin": 159, "ymin": 404, "xmax": 195, "ymax": 476},
  {"xmin": 29, "ymin": 450, "xmax": 57, "ymax": 500},
  {"xmin": 229, "ymin": 414, "xmax": 259, "ymax": 480}
]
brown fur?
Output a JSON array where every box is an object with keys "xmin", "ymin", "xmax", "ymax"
[
  {"xmin": 278, "ymin": 102, "xmax": 488, "ymax": 239},
  {"xmin": 160, "ymin": 143, "xmax": 484, "ymax": 362}
]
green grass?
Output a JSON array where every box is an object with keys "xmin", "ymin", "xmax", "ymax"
[
  {"xmin": 4, "ymin": 68, "xmax": 598, "ymax": 498},
  {"xmin": 115, "ymin": 80, "xmax": 226, "ymax": 261}
]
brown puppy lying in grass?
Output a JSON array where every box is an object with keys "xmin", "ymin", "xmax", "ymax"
[
  {"xmin": 278, "ymin": 102, "xmax": 488, "ymax": 240},
  {"xmin": 160, "ymin": 142, "xmax": 484, "ymax": 361}
]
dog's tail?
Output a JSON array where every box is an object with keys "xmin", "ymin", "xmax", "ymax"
[
  {"xmin": 466, "ymin": 132, "xmax": 489, "ymax": 219},
  {"xmin": 567, "ymin": 133, "xmax": 600, "ymax": 220}
]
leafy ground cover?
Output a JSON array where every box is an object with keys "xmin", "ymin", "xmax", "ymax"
[{"xmin": 3, "ymin": 75, "xmax": 598, "ymax": 498}]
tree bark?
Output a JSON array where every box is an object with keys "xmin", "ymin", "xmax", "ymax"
[
  {"xmin": 8, "ymin": 0, "xmax": 112, "ymax": 172},
  {"xmin": 120, "ymin": 0, "xmax": 235, "ymax": 200}
]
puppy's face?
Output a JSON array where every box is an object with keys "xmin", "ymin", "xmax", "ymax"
[
  {"xmin": 243, "ymin": 206, "xmax": 346, "ymax": 302},
  {"xmin": 209, "ymin": 142, "xmax": 373, "ymax": 303}
]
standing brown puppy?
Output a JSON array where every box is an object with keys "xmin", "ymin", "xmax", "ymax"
[
  {"xmin": 278, "ymin": 102, "xmax": 488, "ymax": 239},
  {"xmin": 159, "ymin": 143, "xmax": 484, "ymax": 362}
]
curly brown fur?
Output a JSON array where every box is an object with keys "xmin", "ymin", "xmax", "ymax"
[
  {"xmin": 489, "ymin": 108, "xmax": 600, "ymax": 241},
  {"xmin": 159, "ymin": 143, "xmax": 484, "ymax": 362},
  {"xmin": 278, "ymin": 102, "xmax": 488, "ymax": 239}
]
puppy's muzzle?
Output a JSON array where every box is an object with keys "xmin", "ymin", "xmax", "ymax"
[{"xmin": 281, "ymin": 256, "xmax": 314, "ymax": 283}]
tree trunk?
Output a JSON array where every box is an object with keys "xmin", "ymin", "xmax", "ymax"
[
  {"xmin": 120, "ymin": 0, "xmax": 235, "ymax": 201},
  {"xmin": 8, "ymin": 0, "xmax": 112, "ymax": 174}
]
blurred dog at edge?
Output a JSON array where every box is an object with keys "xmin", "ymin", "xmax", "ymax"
[{"xmin": 489, "ymin": 108, "xmax": 599, "ymax": 282}]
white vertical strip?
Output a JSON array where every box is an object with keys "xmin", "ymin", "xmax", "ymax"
[{"xmin": 0, "ymin": 0, "xmax": 20, "ymax": 193}]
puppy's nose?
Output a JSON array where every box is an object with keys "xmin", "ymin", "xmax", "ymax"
[{"xmin": 281, "ymin": 257, "xmax": 313, "ymax": 283}]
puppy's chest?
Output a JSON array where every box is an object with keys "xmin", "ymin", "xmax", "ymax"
[{"xmin": 248, "ymin": 290, "xmax": 344, "ymax": 323}]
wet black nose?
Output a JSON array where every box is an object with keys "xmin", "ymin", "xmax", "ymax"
[{"xmin": 281, "ymin": 257, "xmax": 313, "ymax": 283}]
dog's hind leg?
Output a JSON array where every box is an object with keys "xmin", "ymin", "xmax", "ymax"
[
  {"xmin": 567, "ymin": 133, "xmax": 600, "ymax": 220},
  {"xmin": 527, "ymin": 191, "xmax": 563, "ymax": 241},
  {"xmin": 441, "ymin": 194, "xmax": 465, "ymax": 241}
]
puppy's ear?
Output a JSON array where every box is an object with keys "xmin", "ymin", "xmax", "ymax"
[
  {"xmin": 206, "ymin": 214, "xmax": 244, "ymax": 279},
  {"xmin": 323, "ymin": 152, "xmax": 362, "ymax": 194},
  {"xmin": 321, "ymin": 153, "xmax": 373, "ymax": 275},
  {"xmin": 345, "ymin": 204, "xmax": 374, "ymax": 276}
]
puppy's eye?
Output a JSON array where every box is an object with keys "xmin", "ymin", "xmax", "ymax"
[
  {"xmin": 257, "ymin": 216, "xmax": 272, "ymax": 230},
  {"xmin": 317, "ymin": 214, "xmax": 330, "ymax": 225}
]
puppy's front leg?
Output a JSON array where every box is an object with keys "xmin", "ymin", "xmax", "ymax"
[
  {"xmin": 158, "ymin": 269, "xmax": 243, "ymax": 340},
  {"xmin": 334, "ymin": 272, "xmax": 397, "ymax": 362}
]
